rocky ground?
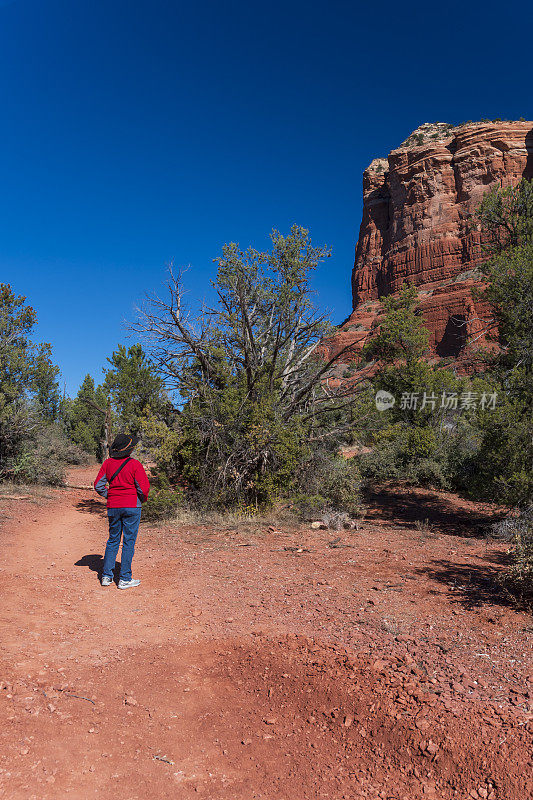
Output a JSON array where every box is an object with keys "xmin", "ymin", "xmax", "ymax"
[{"xmin": 0, "ymin": 466, "xmax": 531, "ymax": 799}]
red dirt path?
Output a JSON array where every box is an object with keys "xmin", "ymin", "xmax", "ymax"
[{"xmin": 0, "ymin": 466, "xmax": 531, "ymax": 799}]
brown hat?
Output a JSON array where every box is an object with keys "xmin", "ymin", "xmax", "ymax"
[{"xmin": 109, "ymin": 433, "xmax": 139, "ymax": 459}]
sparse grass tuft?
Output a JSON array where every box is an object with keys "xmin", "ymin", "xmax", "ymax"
[{"xmin": 414, "ymin": 518, "xmax": 435, "ymax": 541}]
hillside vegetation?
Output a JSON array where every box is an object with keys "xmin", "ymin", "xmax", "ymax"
[{"xmin": 1, "ymin": 182, "xmax": 532, "ymax": 600}]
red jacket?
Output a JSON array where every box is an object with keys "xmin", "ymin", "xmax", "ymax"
[{"xmin": 94, "ymin": 458, "xmax": 150, "ymax": 509}]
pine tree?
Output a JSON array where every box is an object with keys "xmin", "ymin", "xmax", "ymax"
[
  {"xmin": 67, "ymin": 375, "xmax": 108, "ymax": 459},
  {"xmin": 103, "ymin": 344, "xmax": 167, "ymax": 433}
]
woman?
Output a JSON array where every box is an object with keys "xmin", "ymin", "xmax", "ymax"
[{"xmin": 94, "ymin": 433, "xmax": 150, "ymax": 589}]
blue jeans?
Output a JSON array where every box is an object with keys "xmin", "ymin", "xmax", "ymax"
[{"xmin": 102, "ymin": 508, "xmax": 142, "ymax": 582}]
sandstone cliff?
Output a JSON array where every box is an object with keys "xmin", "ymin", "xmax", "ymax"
[{"xmin": 325, "ymin": 120, "xmax": 533, "ymax": 370}]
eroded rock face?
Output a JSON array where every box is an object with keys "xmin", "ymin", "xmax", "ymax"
[{"xmin": 326, "ymin": 121, "xmax": 533, "ymax": 368}]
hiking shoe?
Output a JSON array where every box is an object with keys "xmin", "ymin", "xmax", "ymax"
[
  {"xmin": 118, "ymin": 578, "xmax": 141, "ymax": 589},
  {"xmin": 101, "ymin": 576, "xmax": 113, "ymax": 587}
]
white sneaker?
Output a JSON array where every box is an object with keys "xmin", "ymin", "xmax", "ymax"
[
  {"xmin": 118, "ymin": 578, "xmax": 141, "ymax": 589},
  {"xmin": 101, "ymin": 576, "xmax": 113, "ymax": 586}
]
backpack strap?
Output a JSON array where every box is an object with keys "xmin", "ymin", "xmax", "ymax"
[{"xmin": 107, "ymin": 457, "xmax": 132, "ymax": 486}]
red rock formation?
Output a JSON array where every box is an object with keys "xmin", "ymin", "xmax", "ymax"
[{"xmin": 325, "ymin": 121, "xmax": 533, "ymax": 369}]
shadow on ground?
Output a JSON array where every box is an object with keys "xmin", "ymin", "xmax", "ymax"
[
  {"xmin": 74, "ymin": 553, "xmax": 123, "ymax": 583},
  {"xmin": 76, "ymin": 499, "xmax": 107, "ymax": 516},
  {"xmin": 365, "ymin": 486, "xmax": 506, "ymax": 538},
  {"xmin": 415, "ymin": 557, "xmax": 515, "ymax": 609}
]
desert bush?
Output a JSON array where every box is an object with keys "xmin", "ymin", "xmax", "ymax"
[
  {"xmin": 474, "ymin": 179, "xmax": 533, "ymax": 255},
  {"xmin": 292, "ymin": 455, "xmax": 362, "ymax": 519},
  {"xmin": 62, "ymin": 440, "xmax": 92, "ymax": 465},
  {"xmin": 360, "ymin": 416, "xmax": 486, "ymax": 492},
  {"xmin": 362, "ymin": 284, "xmax": 430, "ymax": 367},
  {"xmin": 414, "ymin": 518, "xmax": 436, "ymax": 543},
  {"xmin": 439, "ymin": 418, "xmax": 482, "ymax": 492},
  {"xmin": 467, "ymin": 396, "xmax": 532, "ymax": 507},
  {"xmin": 142, "ymin": 487, "xmax": 184, "ymax": 521},
  {"xmin": 312, "ymin": 456, "xmax": 362, "ymax": 515},
  {"xmin": 360, "ymin": 423, "xmax": 447, "ymax": 488},
  {"xmin": 291, "ymin": 493, "xmax": 331, "ymax": 519},
  {"xmin": 405, "ymin": 457, "xmax": 449, "ymax": 489},
  {"xmin": 139, "ymin": 410, "xmax": 182, "ymax": 484},
  {"xmin": 491, "ymin": 507, "xmax": 533, "ymax": 604},
  {"xmin": 463, "ymin": 240, "xmax": 533, "ymax": 508},
  {"xmin": 11, "ymin": 423, "xmax": 87, "ymax": 486},
  {"xmin": 358, "ymin": 285, "xmax": 481, "ymax": 491},
  {"xmin": 359, "ymin": 438, "xmax": 402, "ymax": 484}
]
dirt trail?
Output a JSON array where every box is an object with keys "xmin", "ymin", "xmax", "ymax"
[{"xmin": 0, "ymin": 468, "xmax": 532, "ymax": 799}]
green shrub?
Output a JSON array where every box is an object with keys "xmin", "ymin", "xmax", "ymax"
[
  {"xmin": 293, "ymin": 456, "xmax": 362, "ymax": 518},
  {"xmin": 405, "ymin": 458, "xmax": 449, "ymax": 489},
  {"xmin": 142, "ymin": 487, "xmax": 184, "ymax": 521},
  {"xmin": 319, "ymin": 457, "xmax": 362, "ymax": 515},
  {"xmin": 468, "ymin": 397, "xmax": 533, "ymax": 507},
  {"xmin": 439, "ymin": 418, "xmax": 482, "ymax": 493},
  {"xmin": 12, "ymin": 423, "xmax": 89, "ymax": 486},
  {"xmin": 360, "ymin": 423, "xmax": 456, "ymax": 490},
  {"xmin": 405, "ymin": 427, "xmax": 437, "ymax": 459},
  {"xmin": 359, "ymin": 439, "xmax": 402, "ymax": 484},
  {"xmin": 291, "ymin": 493, "xmax": 330, "ymax": 520}
]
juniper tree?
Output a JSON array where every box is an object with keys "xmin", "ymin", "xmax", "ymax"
[
  {"xmin": 0, "ymin": 284, "xmax": 61, "ymax": 477},
  {"xmin": 135, "ymin": 226, "xmax": 369, "ymax": 506},
  {"xmin": 470, "ymin": 182, "xmax": 533, "ymax": 506}
]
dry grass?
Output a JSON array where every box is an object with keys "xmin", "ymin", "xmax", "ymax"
[
  {"xmin": 148, "ymin": 502, "xmax": 298, "ymax": 532},
  {"xmin": 414, "ymin": 517, "xmax": 436, "ymax": 542},
  {"xmin": 0, "ymin": 482, "xmax": 54, "ymax": 502}
]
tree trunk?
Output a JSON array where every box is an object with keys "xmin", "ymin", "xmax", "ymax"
[{"xmin": 103, "ymin": 402, "xmax": 112, "ymax": 461}]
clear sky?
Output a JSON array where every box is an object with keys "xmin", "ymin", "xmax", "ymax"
[{"xmin": 1, "ymin": 0, "xmax": 530, "ymax": 394}]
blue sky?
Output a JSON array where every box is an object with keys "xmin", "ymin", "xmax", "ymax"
[{"xmin": 1, "ymin": 0, "xmax": 530, "ymax": 394}]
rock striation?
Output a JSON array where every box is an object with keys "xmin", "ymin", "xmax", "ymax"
[{"xmin": 326, "ymin": 121, "xmax": 533, "ymax": 369}]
